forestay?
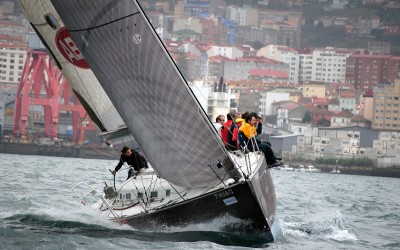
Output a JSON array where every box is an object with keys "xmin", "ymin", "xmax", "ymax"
[
  {"xmin": 50, "ymin": 0, "xmax": 233, "ymax": 188},
  {"xmin": 18, "ymin": 0, "xmax": 125, "ymax": 132}
]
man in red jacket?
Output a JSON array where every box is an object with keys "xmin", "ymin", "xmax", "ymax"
[{"xmin": 221, "ymin": 113, "xmax": 233, "ymax": 146}]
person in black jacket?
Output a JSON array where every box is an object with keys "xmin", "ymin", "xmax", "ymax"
[{"xmin": 111, "ymin": 146, "xmax": 147, "ymax": 179}]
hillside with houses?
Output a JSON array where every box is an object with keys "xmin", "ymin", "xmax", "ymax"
[{"xmin": 0, "ymin": 0, "xmax": 400, "ymax": 169}]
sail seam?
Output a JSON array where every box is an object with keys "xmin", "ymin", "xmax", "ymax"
[{"xmin": 68, "ymin": 12, "xmax": 140, "ymax": 32}]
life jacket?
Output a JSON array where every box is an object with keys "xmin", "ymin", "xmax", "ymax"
[
  {"xmin": 227, "ymin": 118, "xmax": 244, "ymax": 150},
  {"xmin": 238, "ymin": 122, "xmax": 257, "ymax": 151},
  {"xmin": 221, "ymin": 120, "xmax": 233, "ymax": 145}
]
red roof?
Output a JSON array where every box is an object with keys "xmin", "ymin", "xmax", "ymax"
[
  {"xmin": 299, "ymin": 97, "xmax": 313, "ymax": 105},
  {"xmin": 208, "ymin": 55, "xmax": 230, "ymax": 62},
  {"xmin": 249, "ymin": 69, "xmax": 288, "ymax": 78},
  {"xmin": 331, "ymin": 82, "xmax": 355, "ymax": 90},
  {"xmin": 185, "ymin": 52, "xmax": 200, "ymax": 59},
  {"xmin": 313, "ymin": 108, "xmax": 335, "ymax": 115},
  {"xmin": 350, "ymin": 54, "xmax": 393, "ymax": 59},
  {"xmin": 333, "ymin": 110, "xmax": 354, "ymax": 118},
  {"xmin": 0, "ymin": 43, "xmax": 27, "ymax": 49},
  {"xmin": 363, "ymin": 89, "xmax": 374, "ymax": 97},
  {"xmin": 339, "ymin": 90, "xmax": 356, "ymax": 98},
  {"xmin": 234, "ymin": 44, "xmax": 254, "ymax": 52},
  {"xmin": 195, "ymin": 42, "xmax": 212, "ymax": 52},
  {"xmin": 312, "ymin": 97, "xmax": 329, "ymax": 105},
  {"xmin": 351, "ymin": 114, "xmax": 371, "ymax": 123},
  {"xmin": 304, "ymin": 103, "xmax": 318, "ymax": 111},
  {"xmin": 0, "ymin": 34, "xmax": 23, "ymax": 42},
  {"xmin": 226, "ymin": 55, "xmax": 281, "ymax": 64},
  {"xmin": 282, "ymin": 103, "xmax": 300, "ymax": 110},
  {"xmin": 298, "ymin": 48, "xmax": 313, "ymax": 54}
]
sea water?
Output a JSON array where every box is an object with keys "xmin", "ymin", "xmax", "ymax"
[{"xmin": 0, "ymin": 153, "xmax": 399, "ymax": 249}]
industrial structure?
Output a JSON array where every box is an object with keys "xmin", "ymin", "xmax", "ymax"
[{"xmin": 12, "ymin": 49, "xmax": 96, "ymax": 144}]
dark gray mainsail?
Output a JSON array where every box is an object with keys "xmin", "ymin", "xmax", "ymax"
[
  {"xmin": 18, "ymin": 0, "xmax": 125, "ymax": 132},
  {"xmin": 50, "ymin": 0, "xmax": 232, "ymax": 188}
]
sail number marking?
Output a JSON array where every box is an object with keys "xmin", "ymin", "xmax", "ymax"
[
  {"xmin": 214, "ymin": 189, "xmax": 234, "ymax": 199},
  {"xmin": 214, "ymin": 189, "xmax": 237, "ymax": 206}
]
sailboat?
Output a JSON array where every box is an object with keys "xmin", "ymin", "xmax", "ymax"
[{"xmin": 18, "ymin": 0, "xmax": 276, "ymax": 238}]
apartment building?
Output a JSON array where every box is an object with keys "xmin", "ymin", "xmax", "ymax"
[
  {"xmin": 173, "ymin": 16, "xmax": 226, "ymax": 44},
  {"xmin": 302, "ymin": 81, "xmax": 326, "ymax": 98},
  {"xmin": 338, "ymin": 89, "xmax": 356, "ymax": 112},
  {"xmin": 258, "ymin": 9, "xmax": 302, "ymax": 49},
  {"xmin": 311, "ymin": 47, "xmax": 352, "ymax": 83},
  {"xmin": 225, "ymin": 6, "xmax": 258, "ymax": 26},
  {"xmin": 368, "ymin": 41, "xmax": 390, "ymax": 54},
  {"xmin": 183, "ymin": 0, "xmax": 210, "ymax": 16},
  {"xmin": 0, "ymin": 43, "xmax": 27, "ymax": 85},
  {"xmin": 259, "ymin": 89, "xmax": 290, "ymax": 116},
  {"xmin": 331, "ymin": 110, "xmax": 353, "ymax": 127},
  {"xmin": 359, "ymin": 89, "xmax": 374, "ymax": 121},
  {"xmin": 299, "ymin": 49, "xmax": 313, "ymax": 82},
  {"xmin": 372, "ymin": 78, "xmax": 400, "ymax": 131},
  {"xmin": 257, "ymin": 45, "xmax": 300, "ymax": 83},
  {"xmin": 276, "ymin": 124, "xmax": 398, "ymax": 166},
  {"xmin": 345, "ymin": 54, "xmax": 400, "ymax": 91},
  {"xmin": 207, "ymin": 45, "xmax": 244, "ymax": 59},
  {"xmin": 223, "ymin": 56, "xmax": 288, "ymax": 81}
]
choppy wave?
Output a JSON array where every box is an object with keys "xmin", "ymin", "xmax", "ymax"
[{"xmin": 2, "ymin": 213, "xmax": 272, "ymax": 248}]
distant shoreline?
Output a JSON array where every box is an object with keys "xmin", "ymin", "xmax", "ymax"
[
  {"xmin": 339, "ymin": 167, "xmax": 400, "ymax": 178},
  {"xmin": 0, "ymin": 142, "xmax": 117, "ymax": 160},
  {"xmin": 314, "ymin": 164, "xmax": 400, "ymax": 178},
  {"xmin": 2, "ymin": 142, "xmax": 399, "ymax": 178}
]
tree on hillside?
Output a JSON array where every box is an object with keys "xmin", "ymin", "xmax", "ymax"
[
  {"xmin": 302, "ymin": 110, "xmax": 312, "ymax": 123},
  {"xmin": 316, "ymin": 118, "xmax": 331, "ymax": 127}
]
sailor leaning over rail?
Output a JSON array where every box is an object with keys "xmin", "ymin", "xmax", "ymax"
[
  {"xmin": 238, "ymin": 112, "xmax": 283, "ymax": 168},
  {"xmin": 112, "ymin": 146, "xmax": 148, "ymax": 180}
]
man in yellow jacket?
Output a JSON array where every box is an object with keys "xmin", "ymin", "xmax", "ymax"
[{"xmin": 239, "ymin": 112, "xmax": 283, "ymax": 168}]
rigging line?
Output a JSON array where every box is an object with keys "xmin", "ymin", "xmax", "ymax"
[
  {"xmin": 68, "ymin": 12, "xmax": 140, "ymax": 32},
  {"xmin": 127, "ymin": 178, "xmax": 148, "ymax": 209},
  {"xmin": 148, "ymin": 172, "xmax": 158, "ymax": 194},
  {"xmin": 136, "ymin": 170, "xmax": 150, "ymax": 203},
  {"xmin": 86, "ymin": 144, "xmax": 114, "ymax": 157}
]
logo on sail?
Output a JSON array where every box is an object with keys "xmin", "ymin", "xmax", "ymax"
[{"xmin": 55, "ymin": 27, "xmax": 89, "ymax": 69}]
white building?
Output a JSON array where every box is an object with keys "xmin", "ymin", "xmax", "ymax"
[
  {"xmin": 0, "ymin": 44, "xmax": 27, "ymax": 85},
  {"xmin": 224, "ymin": 57, "xmax": 288, "ymax": 81},
  {"xmin": 331, "ymin": 110, "xmax": 353, "ymax": 127},
  {"xmin": 190, "ymin": 80, "xmax": 230, "ymax": 121},
  {"xmin": 311, "ymin": 47, "xmax": 352, "ymax": 83},
  {"xmin": 207, "ymin": 45, "xmax": 244, "ymax": 59},
  {"xmin": 276, "ymin": 107, "xmax": 289, "ymax": 129},
  {"xmin": 338, "ymin": 90, "xmax": 356, "ymax": 112},
  {"xmin": 331, "ymin": 0, "xmax": 348, "ymax": 9},
  {"xmin": 225, "ymin": 6, "xmax": 258, "ymax": 26},
  {"xmin": 299, "ymin": 51, "xmax": 313, "ymax": 83},
  {"xmin": 259, "ymin": 90, "xmax": 290, "ymax": 116},
  {"xmin": 281, "ymin": 51, "xmax": 300, "ymax": 84},
  {"xmin": 257, "ymin": 45, "xmax": 300, "ymax": 83}
]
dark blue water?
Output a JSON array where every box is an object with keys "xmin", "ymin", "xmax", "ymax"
[{"xmin": 0, "ymin": 153, "xmax": 399, "ymax": 249}]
